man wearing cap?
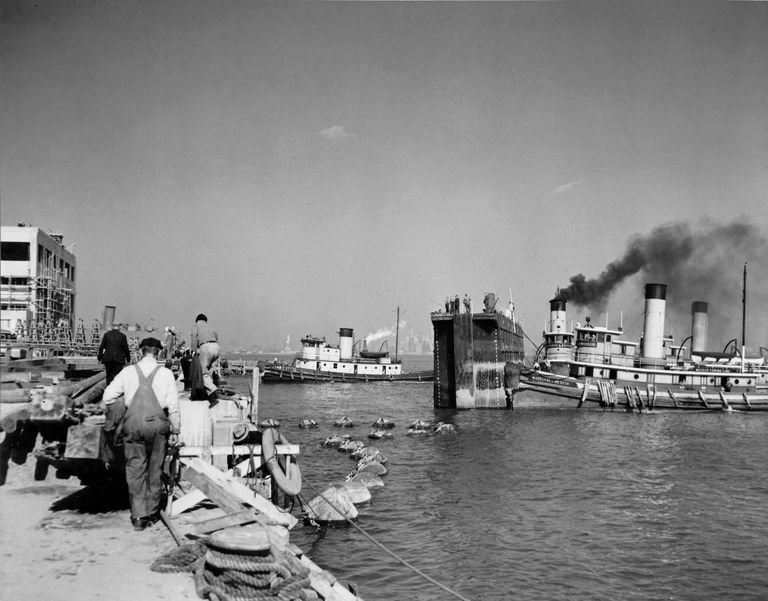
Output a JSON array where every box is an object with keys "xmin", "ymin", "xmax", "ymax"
[
  {"xmin": 102, "ymin": 337, "xmax": 180, "ymax": 531},
  {"xmin": 190, "ymin": 313, "xmax": 221, "ymax": 401}
]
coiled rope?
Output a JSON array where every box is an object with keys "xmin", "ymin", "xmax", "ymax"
[
  {"xmin": 301, "ymin": 476, "xmax": 473, "ymax": 601},
  {"xmin": 152, "ymin": 541, "xmax": 318, "ymax": 601}
]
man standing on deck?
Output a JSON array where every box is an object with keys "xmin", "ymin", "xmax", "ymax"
[
  {"xmin": 190, "ymin": 313, "xmax": 221, "ymax": 402},
  {"xmin": 102, "ymin": 337, "xmax": 180, "ymax": 531},
  {"xmin": 97, "ymin": 323, "xmax": 131, "ymax": 384},
  {"xmin": 161, "ymin": 325, "xmax": 177, "ymax": 359}
]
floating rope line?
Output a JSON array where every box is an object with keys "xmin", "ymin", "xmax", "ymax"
[{"xmin": 301, "ymin": 476, "xmax": 473, "ymax": 601}]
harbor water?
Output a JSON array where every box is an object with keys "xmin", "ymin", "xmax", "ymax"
[{"xmin": 228, "ymin": 355, "xmax": 768, "ymax": 601}]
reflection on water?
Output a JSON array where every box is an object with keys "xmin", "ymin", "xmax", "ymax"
[{"xmin": 228, "ymin": 359, "xmax": 768, "ymax": 601}]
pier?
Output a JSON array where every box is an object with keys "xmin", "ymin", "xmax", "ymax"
[{"xmin": 1, "ymin": 368, "xmax": 363, "ymax": 601}]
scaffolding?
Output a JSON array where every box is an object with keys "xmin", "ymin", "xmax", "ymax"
[{"xmin": 31, "ymin": 263, "xmax": 75, "ymax": 344}]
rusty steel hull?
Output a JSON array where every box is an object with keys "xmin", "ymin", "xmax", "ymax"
[{"xmin": 431, "ymin": 311, "xmax": 524, "ymax": 409}]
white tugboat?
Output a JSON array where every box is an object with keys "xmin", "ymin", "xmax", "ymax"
[
  {"xmin": 518, "ymin": 276, "xmax": 768, "ymax": 411},
  {"xmin": 261, "ymin": 324, "xmax": 433, "ymax": 383}
]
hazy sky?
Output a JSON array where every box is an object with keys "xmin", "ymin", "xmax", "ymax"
[{"xmin": 2, "ymin": 1, "xmax": 767, "ymax": 352}]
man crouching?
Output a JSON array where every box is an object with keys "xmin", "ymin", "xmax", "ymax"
[{"xmin": 103, "ymin": 337, "xmax": 180, "ymax": 531}]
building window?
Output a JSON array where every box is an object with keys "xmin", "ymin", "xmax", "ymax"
[{"xmin": 1, "ymin": 241, "xmax": 30, "ymax": 261}]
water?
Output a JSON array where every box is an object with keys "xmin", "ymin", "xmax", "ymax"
[{"xmin": 227, "ymin": 355, "xmax": 768, "ymax": 601}]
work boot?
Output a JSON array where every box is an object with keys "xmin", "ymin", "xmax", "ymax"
[{"xmin": 208, "ymin": 390, "xmax": 219, "ymax": 408}]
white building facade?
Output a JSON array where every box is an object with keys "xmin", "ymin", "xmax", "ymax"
[{"xmin": 0, "ymin": 224, "xmax": 76, "ymax": 334}]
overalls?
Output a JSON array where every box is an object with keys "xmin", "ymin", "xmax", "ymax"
[{"xmin": 122, "ymin": 365, "xmax": 170, "ymax": 520}]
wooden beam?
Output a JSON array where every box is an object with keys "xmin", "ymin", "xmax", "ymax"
[
  {"xmin": 178, "ymin": 444, "xmax": 299, "ymax": 457},
  {"xmin": 181, "ymin": 466, "xmax": 246, "ymax": 514},
  {"xmin": 180, "ymin": 457, "xmax": 297, "ymax": 528},
  {"xmin": 159, "ymin": 510, "xmax": 185, "ymax": 545},
  {"xmin": 170, "ymin": 489, "xmax": 207, "ymax": 515},
  {"xmin": 194, "ymin": 509, "xmax": 259, "ymax": 534}
]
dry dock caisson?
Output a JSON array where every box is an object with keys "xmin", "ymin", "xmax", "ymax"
[{"xmin": 431, "ymin": 293, "xmax": 525, "ymax": 409}]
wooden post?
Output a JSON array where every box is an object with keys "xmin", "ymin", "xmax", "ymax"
[{"xmin": 251, "ymin": 365, "xmax": 259, "ymax": 425}]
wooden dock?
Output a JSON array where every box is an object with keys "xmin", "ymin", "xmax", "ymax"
[{"xmin": 166, "ymin": 371, "xmax": 363, "ymax": 600}]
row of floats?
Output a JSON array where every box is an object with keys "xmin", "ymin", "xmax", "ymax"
[{"xmin": 288, "ymin": 416, "xmax": 456, "ymax": 523}]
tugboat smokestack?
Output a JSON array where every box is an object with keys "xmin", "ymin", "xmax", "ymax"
[
  {"xmin": 640, "ymin": 283, "xmax": 667, "ymax": 366},
  {"xmin": 548, "ymin": 298, "xmax": 568, "ymax": 334},
  {"xmin": 690, "ymin": 301, "xmax": 709, "ymax": 356},
  {"xmin": 339, "ymin": 328, "xmax": 354, "ymax": 360}
]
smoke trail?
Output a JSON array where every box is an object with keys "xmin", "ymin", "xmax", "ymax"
[
  {"xmin": 556, "ymin": 218, "xmax": 768, "ymax": 346},
  {"xmin": 365, "ymin": 327, "xmax": 393, "ymax": 343}
]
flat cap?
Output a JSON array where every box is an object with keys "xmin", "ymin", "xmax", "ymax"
[{"xmin": 139, "ymin": 337, "xmax": 163, "ymax": 349}]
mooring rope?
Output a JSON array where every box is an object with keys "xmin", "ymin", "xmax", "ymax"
[{"xmin": 301, "ymin": 476, "xmax": 473, "ymax": 601}]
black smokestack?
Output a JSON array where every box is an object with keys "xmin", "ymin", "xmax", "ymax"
[{"xmin": 555, "ymin": 219, "xmax": 768, "ymax": 347}]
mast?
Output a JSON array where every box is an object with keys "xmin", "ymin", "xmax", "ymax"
[
  {"xmin": 395, "ymin": 305, "xmax": 400, "ymax": 363},
  {"xmin": 742, "ymin": 262, "xmax": 747, "ymax": 349},
  {"xmin": 742, "ymin": 262, "xmax": 747, "ymax": 371}
]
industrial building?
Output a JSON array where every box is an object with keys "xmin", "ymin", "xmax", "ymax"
[{"xmin": 0, "ymin": 223, "xmax": 77, "ymax": 339}]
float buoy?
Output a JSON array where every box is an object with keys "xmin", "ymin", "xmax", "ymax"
[{"xmin": 261, "ymin": 428, "xmax": 302, "ymax": 497}]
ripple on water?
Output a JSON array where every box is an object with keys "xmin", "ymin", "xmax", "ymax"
[{"xmin": 233, "ymin": 374, "xmax": 768, "ymax": 601}]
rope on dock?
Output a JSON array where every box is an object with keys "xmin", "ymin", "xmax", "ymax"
[
  {"xmin": 301, "ymin": 476, "xmax": 474, "ymax": 601},
  {"xmin": 152, "ymin": 540, "xmax": 317, "ymax": 601}
]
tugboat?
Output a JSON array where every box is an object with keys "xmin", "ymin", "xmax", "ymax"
[
  {"xmin": 260, "ymin": 323, "xmax": 433, "ymax": 383},
  {"xmin": 517, "ymin": 277, "xmax": 768, "ymax": 411}
]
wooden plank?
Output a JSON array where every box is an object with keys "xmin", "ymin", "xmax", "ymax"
[
  {"xmin": 181, "ymin": 457, "xmax": 297, "ymax": 528},
  {"xmin": 194, "ymin": 509, "xmax": 258, "ymax": 534},
  {"xmin": 227, "ymin": 458, "xmax": 255, "ymax": 477},
  {"xmin": 577, "ymin": 378, "xmax": 590, "ymax": 408},
  {"xmin": 181, "ymin": 465, "xmax": 247, "ymax": 514},
  {"xmin": 330, "ymin": 581, "xmax": 361, "ymax": 601},
  {"xmin": 171, "ymin": 489, "xmax": 207, "ymax": 515},
  {"xmin": 667, "ymin": 389, "xmax": 678, "ymax": 408},
  {"xmin": 179, "ymin": 399, "xmax": 212, "ymax": 446},
  {"xmin": 179, "ymin": 444, "xmax": 299, "ymax": 457},
  {"xmin": 159, "ymin": 510, "xmax": 184, "ymax": 545},
  {"xmin": 251, "ymin": 365, "xmax": 259, "ymax": 424}
]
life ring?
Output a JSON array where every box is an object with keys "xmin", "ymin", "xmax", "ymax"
[{"xmin": 262, "ymin": 427, "xmax": 302, "ymax": 497}]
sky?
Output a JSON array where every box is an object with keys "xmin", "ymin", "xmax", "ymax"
[{"xmin": 1, "ymin": 1, "xmax": 767, "ymax": 353}]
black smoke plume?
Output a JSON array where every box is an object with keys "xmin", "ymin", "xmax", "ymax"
[{"xmin": 556, "ymin": 219, "xmax": 768, "ymax": 348}]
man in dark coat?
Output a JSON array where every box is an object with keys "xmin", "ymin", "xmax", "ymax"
[{"xmin": 97, "ymin": 323, "xmax": 131, "ymax": 384}]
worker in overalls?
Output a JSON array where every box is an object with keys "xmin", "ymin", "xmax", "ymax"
[{"xmin": 103, "ymin": 337, "xmax": 180, "ymax": 531}]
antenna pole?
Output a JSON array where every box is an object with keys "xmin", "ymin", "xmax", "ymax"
[
  {"xmin": 395, "ymin": 306, "xmax": 400, "ymax": 363},
  {"xmin": 742, "ymin": 262, "xmax": 747, "ymax": 349}
]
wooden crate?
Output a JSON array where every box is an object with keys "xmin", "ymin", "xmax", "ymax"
[{"xmin": 179, "ymin": 399, "xmax": 244, "ymax": 447}]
